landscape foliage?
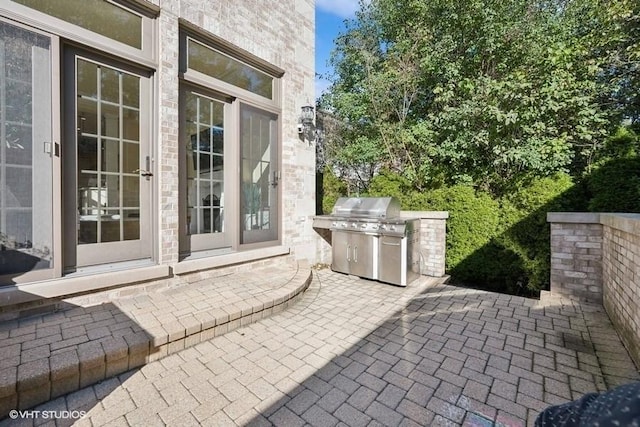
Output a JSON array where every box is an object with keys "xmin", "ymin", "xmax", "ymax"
[{"xmin": 318, "ymin": 0, "xmax": 640, "ymax": 294}]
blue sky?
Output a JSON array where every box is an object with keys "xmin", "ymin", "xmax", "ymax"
[{"xmin": 315, "ymin": 0, "xmax": 362, "ymax": 98}]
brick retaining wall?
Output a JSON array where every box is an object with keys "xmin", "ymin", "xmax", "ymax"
[{"xmin": 548, "ymin": 212, "xmax": 640, "ymax": 368}]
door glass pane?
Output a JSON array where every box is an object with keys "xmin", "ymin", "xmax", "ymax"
[
  {"xmin": 77, "ymin": 59, "xmax": 140, "ymax": 245},
  {"xmin": 101, "ymin": 139, "xmax": 120, "ymax": 172},
  {"xmin": 185, "ymin": 92, "xmax": 225, "ymax": 235},
  {"xmin": 240, "ymin": 106, "xmax": 278, "ymax": 243},
  {"xmin": 12, "ymin": 0, "xmax": 142, "ymax": 49},
  {"xmin": 0, "ymin": 22, "xmax": 53, "ymax": 278}
]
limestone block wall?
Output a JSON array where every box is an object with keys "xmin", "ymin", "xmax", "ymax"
[{"xmin": 548, "ymin": 212, "xmax": 640, "ymax": 367}]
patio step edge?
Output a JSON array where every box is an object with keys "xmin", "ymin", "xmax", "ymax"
[{"xmin": 0, "ymin": 261, "xmax": 313, "ymax": 418}]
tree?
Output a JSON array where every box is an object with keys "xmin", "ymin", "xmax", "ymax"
[{"xmin": 321, "ymin": 0, "xmax": 633, "ymax": 195}]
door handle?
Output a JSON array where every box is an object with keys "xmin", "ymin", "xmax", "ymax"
[
  {"xmin": 347, "ymin": 245, "xmax": 351, "ymax": 262},
  {"xmin": 134, "ymin": 156, "xmax": 153, "ymax": 180},
  {"xmin": 354, "ymin": 245, "xmax": 358, "ymax": 262},
  {"xmin": 133, "ymin": 169, "xmax": 153, "ymax": 177}
]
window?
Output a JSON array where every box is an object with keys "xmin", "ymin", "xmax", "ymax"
[
  {"xmin": 179, "ymin": 28, "xmax": 282, "ymax": 256},
  {"xmin": 12, "ymin": 0, "xmax": 143, "ymax": 49},
  {"xmin": 187, "ymin": 39, "xmax": 273, "ymax": 99}
]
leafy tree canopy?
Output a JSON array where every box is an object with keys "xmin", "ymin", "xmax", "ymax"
[{"xmin": 319, "ymin": 0, "xmax": 638, "ymax": 195}]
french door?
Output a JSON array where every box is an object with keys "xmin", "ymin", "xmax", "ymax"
[
  {"xmin": 64, "ymin": 49, "xmax": 153, "ymax": 270},
  {"xmin": 180, "ymin": 87, "xmax": 232, "ymax": 253},
  {"xmin": 240, "ymin": 104, "xmax": 279, "ymax": 245}
]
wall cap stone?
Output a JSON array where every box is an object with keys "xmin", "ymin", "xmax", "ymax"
[
  {"xmin": 400, "ymin": 211, "xmax": 449, "ymax": 219},
  {"xmin": 547, "ymin": 212, "xmax": 600, "ymax": 224},
  {"xmin": 600, "ymin": 213, "xmax": 640, "ymax": 234}
]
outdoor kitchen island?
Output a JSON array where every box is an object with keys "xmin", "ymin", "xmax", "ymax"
[{"xmin": 313, "ymin": 197, "xmax": 421, "ymax": 287}]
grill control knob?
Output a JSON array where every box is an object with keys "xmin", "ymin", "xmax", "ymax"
[
  {"xmin": 390, "ymin": 225, "xmax": 396, "ymax": 231},
  {"xmin": 351, "ymin": 223, "xmax": 357, "ymax": 228},
  {"xmin": 361, "ymin": 223, "xmax": 367, "ymax": 229}
]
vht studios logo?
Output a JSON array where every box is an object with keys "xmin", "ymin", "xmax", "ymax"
[{"xmin": 8, "ymin": 410, "xmax": 87, "ymax": 420}]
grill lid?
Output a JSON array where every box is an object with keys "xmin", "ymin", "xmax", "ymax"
[{"xmin": 331, "ymin": 197, "xmax": 400, "ymax": 219}]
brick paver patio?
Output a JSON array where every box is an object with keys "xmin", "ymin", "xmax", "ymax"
[{"xmin": 2, "ymin": 268, "xmax": 638, "ymax": 426}]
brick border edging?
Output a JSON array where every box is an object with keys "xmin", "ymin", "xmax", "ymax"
[{"xmin": 0, "ymin": 263, "xmax": 313, "ymax": 417}]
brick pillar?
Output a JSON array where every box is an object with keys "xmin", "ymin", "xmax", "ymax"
[
  {"xmin": 547, "ymin": 213, "xmax": 603, "ymax": 303},
  {"xmin": 401, "ymin": 211, "xmax": 448, "ymax": 277}
]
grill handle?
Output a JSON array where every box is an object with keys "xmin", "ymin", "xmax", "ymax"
[{"xmin": 381, "ymin": 241, "xmax": 401, "ymax": 246}]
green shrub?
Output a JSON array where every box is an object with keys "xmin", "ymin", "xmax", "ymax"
[
  {"xmin": 326, "ymin": 171, "xmax": 587, "ymax": 296},
  {"xmin": 597, "ymin": 126, "xmax": 639, "ymax": 161},
  {"xmin": 497, "ymin": 173, "xmax": 576, "ymax": 293},
  {"xmin": 321, "ymin": 166, "xmax": 347, "ymax": 214},
  {"xmin": 587, "ymin": 158, "xmax": 640, "ymax": 213},
  {"xmin": 367, "ymin": 170, "xmax": 415, "ymax": 207},
  {"xmin": 418, "ymin": 185, "xmax": 501, "ymax": 279}
]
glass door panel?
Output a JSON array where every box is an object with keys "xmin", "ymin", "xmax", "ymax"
[
  {"xmin": 240, "ymin": 105, "xmax": 278, "ymax": 245},
  {"xmin": 68, "ymin": 52, "xmax": 151, "ymax": 268},
  {"xmin": 181, "ymin": 90, "xmax": 229, "ymax": 253},
  {"xmin": 0, "ymin": 21, "xmax": 55, "ymax": 283}
]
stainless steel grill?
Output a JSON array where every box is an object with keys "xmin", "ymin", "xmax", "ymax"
[{"xmin": 313, "ymin": 197, "xmax": 420, "ymax": 286}]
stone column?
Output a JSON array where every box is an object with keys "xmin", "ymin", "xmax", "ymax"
[
  {"xmin": 401, "ymin": 211, "xmax": 448, "ymax": 277},
  {"xmin": 547, "ymin": 213, "xmax": 603, "ymax": 304}
]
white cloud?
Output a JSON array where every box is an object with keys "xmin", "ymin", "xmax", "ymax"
[{"xmin": 316, "ymin": 0, "xmax": 361, "ymax": 18}]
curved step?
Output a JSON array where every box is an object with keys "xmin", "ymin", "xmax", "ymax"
[{"xmin": 0, "ymin": 261, "xmax": 312, "ymax": 417}]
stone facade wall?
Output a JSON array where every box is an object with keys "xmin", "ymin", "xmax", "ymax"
[
  {"xmin": 0, "ymin": 0, "xmax": 316, "ymax": 311},
  {"xmin": 548, "ymin": 212, "xmax": 640, "ymax": 367},
  {"xmin": 548, "ymin": 213, "xmax": 604, "ymax": 303},
  {"xmin": 156, "ymin": 0, "xmax": 317, "ymax": 265}
]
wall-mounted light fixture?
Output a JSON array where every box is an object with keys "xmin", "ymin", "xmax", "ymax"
[{"xmin": 298, "ymin": 104, "xmax": 315, "ymax": 143}]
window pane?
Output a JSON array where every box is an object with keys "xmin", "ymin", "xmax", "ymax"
[
  {"xmin": 77, "ymin": 60, "xmax": 98, "ymax": 99},
  {"xmin": 78, "ymin": 98, "xmax": 98, "ymax": 135},
  {"xmin": 188, "ymin": 39, "xmax": 273, "ymax": 99},
  {"xmin": 101, "ymin": 68, "xmax": 119, "ymax": 103},
  {"xmin": 101, "ymin": 103, "xmax": 120, "ymax": 138},
  {"xmin": 123, "ymin": 142, "xmax": 139, "ymax": 173},
  {"xmin": 183, "ymin": 92, "xmax": 226, "ymax": 236},
  {"xmin": 101, "ymin": 139, "xmax": 120, "ymax": 173},
  {"xmin": 13, "ymin": 0, "xmax": 142, "ymax": 49},
  {"xmin": 122, "ymin": 176, "xmax": 139, "ymax": 207},
  {"xmin": 123, "ymin": 108, "xmax": 139, "ymax": 141},
  {"xmin": 101, "ymin": 210, "xmax": 120, "ymax": 242},
  {"xmin": 122, "ymin": 74, "xmax": 139, "ymax": 108},
  {"xmin": 123, "ymin": 210, "xmax": 140, "ymax": 240}
]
